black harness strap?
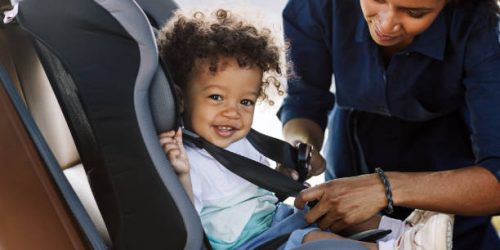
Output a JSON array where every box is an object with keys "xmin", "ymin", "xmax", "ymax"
[
  {"xmin": 246, "ymin": 129, "xmax": 298, "ymax": 168},
  {"xmin": 182, "ymin": 129, "xmax": 306, "ymax": 198}
]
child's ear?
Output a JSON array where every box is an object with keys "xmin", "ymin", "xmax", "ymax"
[{"xmin": 174, "ymin": 84, "xmax": 184, "ymax": 113}]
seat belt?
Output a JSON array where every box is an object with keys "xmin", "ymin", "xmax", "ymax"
[
  {"xmin": 247, "ymin": 129, "xmax": 312, "ymax": 184},
  {"xmin": 182, "ymin": 129, "xmax": 307, "ymax": 198}
]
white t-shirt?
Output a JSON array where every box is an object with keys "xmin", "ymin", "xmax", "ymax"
[{"xmin": 186, "ymin": 138, "xmax": 278, "ymax": 249}]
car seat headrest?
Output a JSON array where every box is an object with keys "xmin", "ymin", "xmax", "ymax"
[{"xmin": 150, "ymin": 65, "xmax": 178, "ymax": 133}]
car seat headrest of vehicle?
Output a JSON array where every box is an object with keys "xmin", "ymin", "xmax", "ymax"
[{"xmin": 149, "ymin": 65, "xmax": 178, "ymax": 133}]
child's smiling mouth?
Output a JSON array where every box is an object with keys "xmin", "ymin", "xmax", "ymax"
[{"xmin": 213, "ymin": 125, "xmax": 238, "ymax": 137}]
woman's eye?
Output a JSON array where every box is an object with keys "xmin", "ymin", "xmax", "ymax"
[
  {"xmin": 240, "ymin": 99, "xmax": 255, "ymax": 107},
  {"xmin": 209, "ymin": 95, "xmax": 223, "ymax": 101},
  {"xmin": 406, "ymin": 10, "xmax": 425, "ymax": 18}
]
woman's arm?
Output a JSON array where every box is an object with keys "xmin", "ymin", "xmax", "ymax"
[
  {"xmin": 390, "ymin": 165, "xmax": 500, "ymax": 215},
  {"xmin": 294, "ymin": 166, "xmax": 500, "ymax": 232}
]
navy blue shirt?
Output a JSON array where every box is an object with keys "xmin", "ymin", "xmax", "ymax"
[{"xmin": 279, "ymin": 0, "xmax": 500, "ymax": 249}]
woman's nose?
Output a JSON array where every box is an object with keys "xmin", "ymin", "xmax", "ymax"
[{"xmin": 379, "ymin": 9, "xmax": 401, "ymax": 33}]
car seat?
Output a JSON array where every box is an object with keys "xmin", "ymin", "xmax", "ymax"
[{"xmin": 15, "ymin": 0, "xmax": 204, "ymax": 249}]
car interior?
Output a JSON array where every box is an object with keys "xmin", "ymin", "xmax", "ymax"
[{"xmin": 1, "ymin": 0, "xmax": 498, "ymax": 249}]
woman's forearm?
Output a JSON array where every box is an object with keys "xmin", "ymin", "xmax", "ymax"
[{"xmin": 389, "ymin": 166, "xmax": 500, "ymax": 215}]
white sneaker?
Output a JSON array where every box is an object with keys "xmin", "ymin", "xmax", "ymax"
[{"xmin": 394, "ymin": 209, "xmax": 454, "ymax": 250}]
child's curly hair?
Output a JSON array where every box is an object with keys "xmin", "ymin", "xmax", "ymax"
[{"xmin": 157, "ymin": 9, "xmax": 284, "ymax": 104}]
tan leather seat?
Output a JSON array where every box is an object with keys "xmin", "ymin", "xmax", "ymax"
[{"xmin": 0, "ymin": 19, "xmax": 111, "ymax": 245}]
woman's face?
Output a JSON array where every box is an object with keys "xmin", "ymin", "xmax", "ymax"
[{"xmin": 360, "ymin": 0, "xmax": 446, "ymax": 50}]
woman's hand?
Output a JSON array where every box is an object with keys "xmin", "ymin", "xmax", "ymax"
[
  {"xmin": 308, "ymin": 146, "xmax": 327, "ymax": 177},
  {"xmin": 294, "ymin": 173, "xmax": 387, "ymax": 232},
  {"xmin": 280, "ymin": 118, "xmax": 326, "ymax": 181},
  {"xmin": 275, "ymin": 143, "xmax": 326, "ymax": 181},
  {"xmin": 159, "ymin": 128, "xmax": 189, "ymax": 175}
]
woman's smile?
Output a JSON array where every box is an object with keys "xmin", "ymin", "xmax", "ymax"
[{"xmin": 374, "ymin": 23, "xmax": 400, "ymax": 42}]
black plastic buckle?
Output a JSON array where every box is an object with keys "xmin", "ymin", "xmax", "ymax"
[{"xmin": 296, "ymin": 142, "xmax": 312, "ymax": 183}]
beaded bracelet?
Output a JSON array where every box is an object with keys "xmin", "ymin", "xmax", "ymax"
[{"xmin": 375, "ymin": 167, "xmax": 394, "ymax": 214}]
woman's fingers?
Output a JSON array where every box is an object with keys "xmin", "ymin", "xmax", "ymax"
[
  {"xmin": 276, "ymin": 163, "xmax": 299, "ymax": 181},
  {"xmin": 324, "ymin": 219, "xmax": 349, "ymax": 232},
  {"xmin": 294, "ymin": 183, "xmax": 325, "ymax": 209},
  {"xmin": 309, "ymin": 150, "xmax": 326, "ymax": 176},
  {"xmin": 300, "ymin": 175, "xmax": 387, "ymax": 232}
]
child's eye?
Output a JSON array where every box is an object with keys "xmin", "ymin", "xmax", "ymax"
[
  {"xmin": 209, "ymin": 95, "xmax": 223, "ymax": 101},
  {"xmin": 240, "ymin": 99, "xmax": 255, "ymax": 107},
  {"xmin": 406, "ymin": 9, "xmax": 425, "ymax": 18}
]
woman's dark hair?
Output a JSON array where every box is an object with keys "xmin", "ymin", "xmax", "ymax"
[{"xmin": 157, "ymin": 9, "xmax": 284, "ymax": 104}]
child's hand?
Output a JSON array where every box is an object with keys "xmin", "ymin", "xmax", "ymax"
[{"xmin": 159, "ymin": 128, "xmax": 189, "ymax": 175}]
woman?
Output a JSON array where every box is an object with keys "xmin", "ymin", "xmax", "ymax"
[{"xmin": 278, "ymin": 0, "xmax": 500, "ymax": 249}]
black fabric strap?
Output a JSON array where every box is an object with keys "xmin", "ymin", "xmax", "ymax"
[
  {"xmin": 247, "ymin": 129, "xmax": 298, "ymax": 168},
  {"xmin": 248, "ymin": 129, "xmax": 310, "ymax": 184},
  {"xmin": 182, "ymin": 129, "xmax": 307, "ymax": 198},
  {"xmin": 348, "ymin": 228, "xmax": 392, "ymax": 242}
]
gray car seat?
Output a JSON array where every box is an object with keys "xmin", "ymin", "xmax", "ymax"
[{"xmin": 16, "ymin": 0, "xmax": 204, "ymax": 249}]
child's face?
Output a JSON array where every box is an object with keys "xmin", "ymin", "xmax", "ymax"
[{"xmin": 183, "ymin": 58, "xmax": 263, "ymax": 148}]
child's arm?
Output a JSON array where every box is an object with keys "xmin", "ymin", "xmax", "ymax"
[{"xmin": 159, "ymin": 128, "xmax": 193, "ymax": 201}]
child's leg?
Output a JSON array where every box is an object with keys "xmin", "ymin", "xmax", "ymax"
[
  {"xmin": 393, "ymin": 210, "xmax": 454, "ymax": 250},
  {"xmin": 236, "ymin": 203, "xmax": 310, "ymax": 250},
  {"xmin": 376, "ymin": 210, "xmax": 454, "ymax": 250},
  {"xmin": 292, "ymin": 238, "xmax": 373, "ymax": 250},
  {"xmin": 285, "ymin": 229, "xmax": 377, "ymax": 250}
]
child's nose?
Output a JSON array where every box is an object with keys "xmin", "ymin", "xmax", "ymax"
[{"xmin": 221, "ymin": 103, "xmax": 240, "ymax": 118}]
